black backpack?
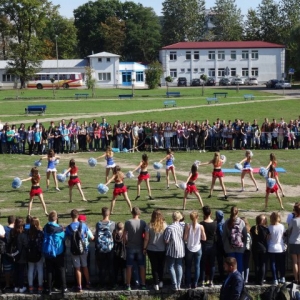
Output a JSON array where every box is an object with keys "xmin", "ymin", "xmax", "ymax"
[
  {"xmin": 27, "ymin": 232, "xmax": 43, "ymax": 263},
  {"xmin": 68, "ymin": 222, "xmax": 84, "ymax": 255},
  {"xmin": 0, "ymin": 239, "xmax": 6, "ymax": 254},
  {"xmin": 6, "ymin": 232, "xmax": 21, "ymax": 262}
]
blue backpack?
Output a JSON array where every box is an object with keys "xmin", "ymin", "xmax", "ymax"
[
  {"xmin": 96, "ymin": 221, "xmax": 114, "ymax": 253},
  {"xmin": 42, "ymin": 231, "xmax": 57, "ymax": 258}
]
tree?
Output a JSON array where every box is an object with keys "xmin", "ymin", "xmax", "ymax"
[
  {"xmin": 244, "ymin": 9, "xmax": 261, "ymax": 41},
  {"xmin": 0, "ymin": 15, "xmax": 11, "ymax": 60},
  {"xmin": 212, "ymin": 0, "xmax": 243, "ymax": 41},
  {"xmin": 290, "ymin": 25, "xmax": 300, "ymax": 77},
  {"xmin": 165, "ymin": 76, "xmax": 173, "ymax": 93},
  {"xmin": 0, "ymin": 0, "xmax": 58, "ymax": 88},
  {"xmin": 145, "ymin": 61, "xmax": 163, "ymax": 89},
  {"xmin": 162, "ymin": 0, "xmax": 206, "ymax": 45}
]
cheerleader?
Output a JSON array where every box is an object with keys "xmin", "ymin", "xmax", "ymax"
[
  {"xmin": 63, "ymin": 159, "xmax": 87, "ymax": 203},
  {"xmin": 200, "ymin": 152, "xmax": 227, "ymax": 199},
  {"xmin": 159, "ymin": 148, "xmax": 179, "ymax": 189},
  {"xmin": 265, "ymin": 165, "xmax": 284, "ymax": 210},
  {"xmin": 97, "ymin": 146, "xmax": 115, "ymax": 183},
  {"xmin": 39, "ymin": 149, "xmax": 60, "ymax": 191},
  {"xmin": 183, "ymin": 164, "xmax": 203, "ymax": 210},
  {"xmin": 21, "ymin": 167, "xmax": 48, "ymax": 216},
  {"xmin": 106, "ymin": 165, "xmax": 132, "ymax": 214},
  {"xmin": 266, "ymin": 153, "xmax": 285, "ymax": 197},
  {"xmin": 132, "ymin": 154, "xmax": 153, "ymax": 200},
  {"xmin": 239, "ymin": 150, "xmax": 258, "ymax": 192}
]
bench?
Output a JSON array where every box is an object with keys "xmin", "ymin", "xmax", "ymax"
[
  {"xmin": 75, "ymin": 93, "xmax": 89, "ymax": 99},
  {"xmin": 206, "ymin": 97, "xmax": 219, "ymax": 104},
  {"xmin": 118, "ymin": 94, "xmax": 133, "ymax": 99},
  {"xmin": 25, "ymin": 105, "xmax": 47, "ymax": 115},
  {"xmin": 213, "ymin": 92, "xmax": 228, "ymax": 98},
  {"xmin": 166, "ymin": 92, "xmax": 180, "ymax": 98},
  {"xmin": 163, "ymin": 100, "xmax": 177, "ymax": 107},
  {"xmin": 244, "ymin": 94, "xmax": 255, "ymax": 100}
]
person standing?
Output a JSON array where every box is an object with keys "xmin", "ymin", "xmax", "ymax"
[
  {"xmin": 239, "ymin": 150, "xmax": 258, "ymax": 192},
  {"xmin": 124, "ymin": 207, "xmax": 147, "ymax": 291},
  {"xmin": 159, "ymin": 148, "xmax": 179, "ymax": 189}
]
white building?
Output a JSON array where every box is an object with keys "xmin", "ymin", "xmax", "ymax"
[{"xmin": 159, "ymin": 41, "xmax": 285, "ymax": 84}]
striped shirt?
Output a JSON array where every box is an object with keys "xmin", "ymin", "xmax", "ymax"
[{"xmin": 164, "ymin": 222, "xmax": 185, "ymax": 258}]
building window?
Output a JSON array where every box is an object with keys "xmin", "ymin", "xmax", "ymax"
[
  {"xmin": 98, "ymin": 58, "xmax": 102, "ymax": 62},
  {"xmin": 231, "ymin": 68, "xmax": 236, "ymax": 77},
  {"xmin": 98, "ymin": 73, "xmax": 111, "ymax": 81},
  {"xmin": 106, "ymin": 58, "xmax": 110, "ymax": 62},
  {"xmin": 218, "ymin": 51, "xmax": 225, "ymax": 60},
  {"xmin": 251, "ymin": 51, "xmax": 258, "ymax": 59},
  {"xmin": 136, "ymin": 72, "xmax": 144, "ymax": 82},
  {"xmin": 208, "ymin": 51, "xmax": 215, "ymax": 60},
  {"xmin": 170, "ymin": 69, "xmax": 177, "ymax": 78},
  {"xmin": 242, "ymin": 51, "xmax": 249, "ymax": 59},
  {"xmin": 186, "ymin": 51, "xmax": 191, "ymax": 60},
  {"xmin": 231, "ymin": 51, "xmax": 236, "ymax": 60},
  {"xmin": 170, "ymin": 51, "xmax": 177, "ymax": 60},
  {"xmin": 208, "ymin": 68, "xmax": 215, "ymax": 77},
  {"xmin": 242, "ymin": 68, "xmax": 249, "ymax": 77},
  {"xmin": 251, "ymin": 68, "xmax": 259, "ymax": 76},
  {"xmin": 180, "ymin": 68, "xmax": 185, "ymax": 72},
  {"xmin": 2, "ymin": 74, "xmax": 16, "ymax": 82},
  {"xmin": 194, "ymin": 68, "xmax": 198, "ymax": 72},
  {"xmin": 218, "ymin": 68, "xmax": 225, "ymax": 77},
  {"xmin": 194, "ymin": 51, "xmax": 199, "ymax": 60},
  {"xmin": 200, "ymin": 68, "xmax": 205, "ymax": 72},
  {"xmin": 187, "ymin": 68, "xmax": 191, "ymax": 72}
]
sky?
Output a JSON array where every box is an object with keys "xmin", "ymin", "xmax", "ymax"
[{"xmin": 51, "ymin": 0, "xmax": 273, "ymax": 18}]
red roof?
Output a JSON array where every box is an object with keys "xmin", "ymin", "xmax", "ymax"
[{"xmin": 162, "ymin": 41, "xmax": 285, "ymax": 50}]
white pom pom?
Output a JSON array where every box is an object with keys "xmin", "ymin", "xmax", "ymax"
[
  {"xmin": 63, "ymin": 169, "xmax": 70, "ymax": 177},
  {"xmin": 12, "ymin": 177, "xmax": 22, "ymax": 189},
  {"xmin": 153, "ymin": 162, "xmax": 163, "ymax": 170},
  {"xmin": 249, "ymin": 151, "xmax": 253, "ymax": 157},
  {"xmin": 267, "ymin": 178, "xmax": 276, "ymax": 188},
  {"xmin": 220, "ymin": 155, "xmax": 226, "ymax": 164},
  {"xmin": 97, "ymin": 183, "xmax": 109, "ymax": 194},
  {"xmin": 34, "ymin": 160, "xmax": 41, "ymax": 167},
  {"xmin": 179, "ymin": 182, "xmax": 187, "ymax": 190},
  {"xmin": 193, "ymin": 160, "xmax": 201, "ymax": 166},
  {"xmin": 259, "ymin": 167, "xmax": 268, "ymax": 178},
  {"xmin": 54, "ymin": 159, "xmax": 59, "ymax": 165},
  {"xmin": 88, "ymin": 157, "xmax": 97, "ymax": 167},
  {"xmin": 57, "ymin": 173, "xmax": 66, "ymax": 183},
  {"xmin": 126, "ymin": 171, "xmax": 134, "ymax": 179},
  {"xmin": 235, "ymin": 163, "xmax": 243, "ymax": 171}
]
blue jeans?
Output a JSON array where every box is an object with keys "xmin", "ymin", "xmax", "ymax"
[
  {"xmin": 185, "ymin": 248, "xmax": 202, "ymax": 287},
  {"xmin": 269, "ymin": 252, "xmax": 286, "ymax": 281},
  {"xmin": 167, "ymin": 256, "xmax": 183, "ymax": 289},
  {"xmin": 227, "ymin": 252, "xmax": 244, "ymax": 273},
  {"xmin": 200, "ymin": 243, "xmax": 216, "ymax": 283},
  {"xmin": 117, "ymin": 134, "xmax": 124, "ymax": 151},
  {"xmin": 126, "ymin": 248, "xmax": 145, "ymax": 267}
]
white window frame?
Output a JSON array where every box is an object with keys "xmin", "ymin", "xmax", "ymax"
[
  {"xmin": 231, "ymin": 68, "xmax": 236, "ymax": 77},
  {"xmin": 194, "ymin": 68, "xmax": 198, "ymax": 72},
  {"xmin": 208, "ymin": 68, "xmax": 215, "ymax": 77},
  {"xmin": 98, "ymin": 72, "xmax": 111, "ymax": 81},
  {"xmin": 187, "ymin": 68, "xmax": 191, "ymax": 72},
  {"xmin": 106, "ymin": 58, "xmax": 110, "ymax": 62},
  {"xmin": 208, "ymin": 51, "xmax": 215, "ymax": 60},
  {"xmin": 242, "ymin": 51, "xmax": 249, "ymax": 59},
  {"xmin": 242, "ymin": 68, "xmax": 249, "ymax": 77},
  {"xmin": 170, "ymin": 51, "xmax": 177, "ymax": 61},
  {"xmin": 194, "ymin": 51, "xmax": 199, "ymax": 60},
  {"xmin": 230, "ymin": 51, "xmax": 236, "ymax": 60},
  {"xmin": 170, "ymin": 69, "xmax": 177, "ymax": 78},
  {"xmin": 98, "ymin": 58, "xmax": 102, "ymax": 62},
  {"xmin": 180, "ymin": 68, "xmax": 185, "ymax": 72},
  {"xmin": 136, "ymin": 71, "xmax": 144, "ymax": 82},
  {"xmin": 218, "ymin": 68, "xmax": 225, "ymax": 77},
  {"xmin": 251, "ymin": 68, "xmax": 259, "ymax": 76},
  {"xmin": 186, "ymin": 51, "xmax": 191, "ymax": 60},
  {"xmin": 251, "ymin": 51, "xmax": 258, "ymax": 59},
  {"xmin": 200, "ymin": 68, "xmax": 205, "ymax": 72},
  {"xmin": 218, "ymin": 51, "xmax": 225, "ymax": 60}
]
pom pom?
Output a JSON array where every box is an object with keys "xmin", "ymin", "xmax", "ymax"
[
  {"xmin": 193, "ymin": 160, "xmax": 201, "ymax": 166},
  {"xmin": 112, "ymin": 148, "xmax": 120, "ymax": 153},
  {"xmin": 34, "ymin": 160, "xmax": 41, "ymax": 167},
  {"xmin": 153, "ymin": 162, "xmax": 163, "ymax": 170},
  {"xmin": 179, "ymin": 182, "xmax": 187, "ymax": 190},
  {"xmin": 126, "ymin": 171, "xmax": 134, "ymax": 179},
  {"xmin": 234, "ymin": 163, "xmax": 243, "ymax": 171},
  {"xmin": 249, "ymin": 151, "xmax": 253, "ymax": 157},
  {"xmin": 122, "ymin": 148, "xmax": 128, "ymax": 153},
  {"xmin": 245, "ymin": 151, "xmax": 253, "ymax": 158},
  {"xmin": 220, "ymin": 155, "xmax": 226, "ymax": 164},
  {"xmin": 88, "ymin": 157, "xmax": 97, "ymax": 167},
  {"xmin": 136, "ymin": 168, "xmax": 141, "ymax": 174},
  {"xmin": 267, "ymin": 178, "xmax": 276, "ymax": 189},
  {"xmin": 97, "ymin": 183, "xmax": 109, "ymax": 194},
  {"xmin": 12, "ymin": 177, "xmax": 22, "ymax": 189},
  {"xmin": 54, "ymin": 159, "xmax": 59, "ymax": 165},
  {"xmin": 63, "ymin": 169, "xmax": 70, "ymax": 178},
  {"xmin": 259, "ymin": 167, "xmax": 268, "ymax": 178},
  {"xmin": 57, "ymin": 173, "xmax": 66, "ymax": 183}
]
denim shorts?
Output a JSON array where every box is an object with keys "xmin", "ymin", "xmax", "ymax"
[
  {"xmin": 71, "ymin": 252, "xmax": 88, "ymax": 268},
  {"xmin": 126, "ymin": 248, "xmax": 145, "ymax": 267}
]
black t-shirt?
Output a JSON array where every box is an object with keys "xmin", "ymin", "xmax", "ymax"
[
  {"xmin": 200, "ymin": 220, "xmax": 217, "ymax": 245},
  {"xmin": 250, "ymin": 225, "xmax": 269, "ymax": 253}
]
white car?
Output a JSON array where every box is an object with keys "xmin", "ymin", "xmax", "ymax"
[
  {"xmin": 275, "ymin": 80, "xmax": 291, "ymax": 89},
  {"xmin": 244, "ymin": 77, "xmax": 258, "ymax": 85},
  {"xmin": 231, "ymin": 78, "xmax": 244, "ymax": 85}
]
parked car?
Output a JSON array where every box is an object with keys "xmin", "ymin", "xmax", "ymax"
[
  {"xmin": 219, "ymin": 78, "xmax": 231, "ymax": 86},
  {"xmin": 231, "ymin": 78, "xmax": 244, "ymax": 85},
  {"xmin": 177, "ymin": 77, "xmax": 187, "ymax": 87},
  {"xmin": 206, "ymin": 77, "xmax": 216, "ymax": 86},
  {"xmin": 191, "ymin": 79, "xmax": 201, "ymax": 86},
  {"xmin": 244, "ymin": 77, "xmax": 258, "ymax": 85},
  {"xmin": 265, "ymin": 79, "xmax": 279, "ymax": 88},
  {"xmin": 275, "ymin": 80, "xmax": 292, "ymax": 89}
]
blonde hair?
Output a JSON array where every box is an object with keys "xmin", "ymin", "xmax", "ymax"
[
  {"xmin": 149, "ymin": 209, "xmax": 165, "ymax": 233},
  {"xmin": 172, "ymin": 211, "xmax": 183, "ymax": 222},
  {"xmin": 212, "ymin": 152, "xmax": 220, "ymax": 165},
  {"xmin": 241, "ymin": 217, "xmax": 250, "ymax": 233},
  {"xmin": 270, "ymin": 212, "xmax": 281, "ymax": 225},
  {"xmin": 106, "ymin": 146, "xmax": 113, "ymax": 157},
  {"xmin": 190, "ymin": 211, "xmax": 198, "ymax": 230}
]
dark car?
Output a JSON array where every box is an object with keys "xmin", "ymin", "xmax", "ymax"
[
  {"xmin": 206, "ymin": 77, "xmax": 216, "ymax": 86},
  {"xmin": 191, "ymin": 79, "xmax": 201, "ymax": 86},
  {"xmin": 266, "ymin": 79, "xmax": 279, "ymax": 88},
  {"xmin": 177, "ymin": 77, "xmax": 187, "ymax": 87},
  {"xmin": 219, "ymin": 78, "xmax": 231, "ymax": 86}
]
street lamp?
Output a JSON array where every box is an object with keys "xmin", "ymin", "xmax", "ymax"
[{"xmin": 55, "ymin": 35, "xmax": 59, "ymax": 89}]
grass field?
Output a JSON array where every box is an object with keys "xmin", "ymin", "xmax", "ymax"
[{"xmin": 0, "ymin": 87, "xmax": 299, "ymax": 230}]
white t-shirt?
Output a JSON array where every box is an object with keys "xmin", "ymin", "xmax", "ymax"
[
  {"xmin": 0, "ymin": 224, "xmax": 5, "ymax": 237},
  {"xmin": 268, "ymin": 224, "xmax": 285, "ymax": 253},
  {"xmin": 186, "ymin": 223, "xmax": 201, "ymax": 252}
]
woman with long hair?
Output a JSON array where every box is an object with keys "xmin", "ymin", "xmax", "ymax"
[
  {"xmin": 250, "ymin": 214, "xmax": 269, "ymax": 285},
  {"xmin": 63, "ymin": 159, "xmax": 87, "ymax": 202},
  {"xmin": 159, "ymin": 148, "xmax": 179, "ymax": 189},
  {"xmin": 21, "ymin": 167, "xmax": 48, "ymax": 216},
  {"xmin": 106, "ymin": 165, "xmax": 132, "ymax": 214},
  {"xmin": 97, "ymin": 146, "xmax": 115, "ymax": 183},
  {"xmin": 222, "ymin": 206, "xmax": 246, "ymax": 274},
  {"xmin": 143, "ymin": 209, "xmax": 167, "ymax": 291},
  {"xmin": 183, "ymin": 164, "xmax": 203, "ymax": 210},
  {"xmin": 132, "ymin": 154, "xmax": 153, "ymax": 200},
  {"xmin": 239, "ymin": 150, "xmax": 258, "ymax": 192},
  {"xmin": 27, "ymin": 217, "xmax": 44, "ymax": 294},
  {"xmin": 184, "ymin": 211, "xmax": 206, "ymax": 289},
  {"xmin": 200, "ymin": 152, "xmax": 227, "ymax": 199}
]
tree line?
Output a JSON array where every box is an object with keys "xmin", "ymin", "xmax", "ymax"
[{"xmin": 0, "ymin": 0, "xmax": 300, "ymax": 87}]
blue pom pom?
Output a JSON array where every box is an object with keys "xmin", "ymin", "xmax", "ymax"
[
  {"xmin": 63, "ymin": 169, "xmax": 70, "ymax": 177},
  {"xmin": 112, "ymin": 148, "xmax": 120, "ymax": 153},
  {"xmin": 267, "ymin": 178, "xmax": 276, "ymax": 188},
  {"xmin": 179, "ymin": 182, "xmax": 187, "ymax": 190},
  {"xmin": 88, "ymin": 158, "xmax": 97, "ymax": 167},
  {"xmin": 12, "ymin": 177, "xmax": 22, "ymax": 189},
  {"xmin": 54, "ymin": 159, "xmax": 59, "ymax": 165},
  {"xmin": 34, "ymin": 160, "xmax": 41, "ymax": 167},
  {"xmin": 153, "ymin": 162, "xmax": 163, "ymax": 170},
  {"xmin": 122, "ymin": 148, "xmax": 128, "ymax": 153},
  {"xmin": 259, "ymin": 167, "xmax": 268, "ymax": 178},
  {"xmin": 235, "ymin": 163, "xmax": 243, "ymax": 171},
  {"xmin": 97, "ymin": 183, "xmax": 109, "ymax": 194},
  {"xmin": 57, "ymin": 173, "xmax": 66, "ymax": 183},
  {"xmin": 126, "ymin": 171, "xmax": 134, "ymax": 179}
]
